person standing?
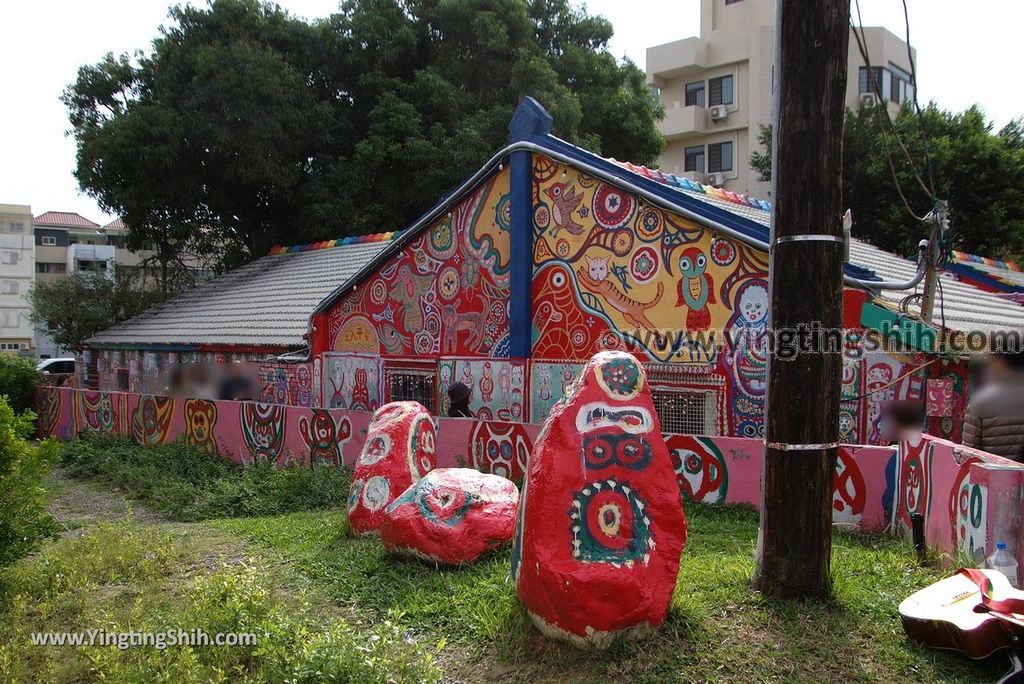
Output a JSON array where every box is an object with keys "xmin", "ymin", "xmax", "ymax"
[
  {"xmin": 447, "ymin": 381, "xmax": 474, "ymax": 418},
  {"xmin": 963, "ymin": 348, "xmax": 1024, "ymax": 460}
]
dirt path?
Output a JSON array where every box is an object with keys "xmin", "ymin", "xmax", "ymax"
[{"xmin": 46, "ymin": 466, "xmax": 166, "ymax": 536}]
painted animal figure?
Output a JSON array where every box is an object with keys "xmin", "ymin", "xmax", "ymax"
[
  {"xmin": 440, "ymin": 303, "xmax": 486, "ymax": 353},
  {"xmin": 676, "ymin": 247, "xmax": 716, "ymax": 331},
  {"xmin": 389, "ymin": 264, "xmax": 434, "ymax": 333},
  {"xmin": 543, "ymin": 182, "xmax": 585, "ymax": 236},
  {"xmin": 578, "ymin": 256, "xmax": 664, "ymax": 332}
]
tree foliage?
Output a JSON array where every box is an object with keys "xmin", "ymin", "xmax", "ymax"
[
  {"xmin": 27, "ymin": 272, "xmax": 165, "ymax": 350},
  {"xmin": 64, "ymin": 0, "xmax": 664, "ymax": 270},
  {"xmin": 0, "ymin": 356, "xmax": 39, "ymax": 416},
  {"xmin": 750, "ymin": 104, "xmax": 1024, "ymax": 260}
]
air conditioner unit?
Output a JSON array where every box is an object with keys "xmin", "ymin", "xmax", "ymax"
[
  {"xmin": 709, "ymin": 105, "xmax": 728, "ymax": 120},
  {"xmin": 706, "ymin": 172, "xmax": 725, "ymax": 186}
]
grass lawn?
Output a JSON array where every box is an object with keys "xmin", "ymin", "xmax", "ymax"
[
  {"xmin": 5, "ymin": 441, "xmax": 1009, "ymax": 683},
  {"xmin": 216, "ymin": 504, "xmax": 1007, "ymax": 683}
]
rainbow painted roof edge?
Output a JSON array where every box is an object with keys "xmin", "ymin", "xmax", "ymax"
[
  {"xmin": 267, "ymin": 230, "xmax": 404, "ymax": 256},
  {"xmin": 608, "ymin": 159, "xmax": 773, "ymax": 213},
  {"xmin": 950, "ymin": 250, "xmax": 1020, "ymax": 272}
]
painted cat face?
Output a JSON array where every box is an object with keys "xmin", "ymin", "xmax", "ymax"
[{"xmin": 585, "ymin": 255, "xmax": 609, "ymax": 282}]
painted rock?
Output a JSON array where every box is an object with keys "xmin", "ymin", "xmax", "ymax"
[
  {"xmin": 512, "ymin": 351, "xmax": 687, "ymax": 648},
  {"xmin": 380, "ymin": 468, "xmax": 519, "ymax": 565},
  {"xmin": 347, "ymin": 401, "xmax": 436, "ymax": 536}
]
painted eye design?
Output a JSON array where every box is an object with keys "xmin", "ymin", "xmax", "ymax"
[
  {"xmin": 680, "ymin": 257, "xmax": 692, "ymax": 271},
  {"xmin": 552, "ymin": 272, "xmax": 566, "ymax": 287},
  {"xmin": 553, "ymin": 186, "xmax": 562, "ymax": 196},
  {"xmin": 697, "ymin": 254, "xmax": 706, "ymax": 268}
]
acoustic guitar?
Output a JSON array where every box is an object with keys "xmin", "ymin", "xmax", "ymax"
[{"xmin": 900, "ymin": 568, "xmax": 1024, "ymax": 682}]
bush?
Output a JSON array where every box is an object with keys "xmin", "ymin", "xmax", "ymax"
[
  {"xmin": 0, "ymin": 355, "xmax": 38, "ymax": 415},
  {"xmin": 60, "ymin": 435, "xmax": 350, "ymax": 521},
  {"xmin": 0, "ymin": 397, "xmax": 59, "ymax": 568}
]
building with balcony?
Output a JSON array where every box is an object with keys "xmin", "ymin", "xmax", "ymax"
[
  {"xmin": 647, "ymin": 0, "xmax": 916, "ymax": 198},
  {"xmin": 32, "ymin": 211, "xmax": 157, "ymax": 358},
  {"xmin": 0, "ymin": 204, "xmax": 35, "ymax": 356}
]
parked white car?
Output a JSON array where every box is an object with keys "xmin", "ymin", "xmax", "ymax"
[{"xmin": 36, "ymin": 357, "xmax": 75, "ymax": 374}]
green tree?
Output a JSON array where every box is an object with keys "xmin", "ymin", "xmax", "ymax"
[
  {"xmin": 749, "ymin": 123, "xmax": 773, "ymax": 182},
  {"xmin": 0, "ymin": 356, "xmax": 39, "ymax": 415},
  {"xmin": 65, "ymin": 0, "xmax": 664, "ymax": 269},
  {"xmin": 750, "ymin": 104, "xmax": 1024, "ymax": 260},
  {"xmin": 27, "ymin": 272, "xmax": 164, "ymax": 350}
]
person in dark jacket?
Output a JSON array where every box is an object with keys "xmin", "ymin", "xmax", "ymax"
[
  {"xmin": 447, "ymin": 382, "xmax": 474, "ymax": 418},
  {"xmin": 963, "ymin": 347, "xmax": 1024, "ymax": 460}
]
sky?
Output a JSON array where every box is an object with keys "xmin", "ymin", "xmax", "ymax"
[{"xmin": 0, "ymin": 0, "xmax": 1020, "ymax": 224}]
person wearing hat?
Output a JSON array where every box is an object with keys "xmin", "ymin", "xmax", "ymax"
[{"xmin": 447, "ymin": 382, "xmax": 474, "ymax": 418}]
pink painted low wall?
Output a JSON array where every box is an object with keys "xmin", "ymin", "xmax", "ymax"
[
  {"xmin": 892, "ymin": 434, "xmax": 1024, "ymax": 569},
  {"xmin": 38, "ymin": 387, "xmax": 902, "ymax": 534}
]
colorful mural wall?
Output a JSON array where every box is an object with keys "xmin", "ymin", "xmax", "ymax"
[
  {"xmin": 437, "ymin": 358, "xmax": 526, "ymax": 421},
  {"xmin": 256, "ymin": 362, "xmax": 315, "ymax": 407},
  {"xmin": 530, "ymin": 155, "xmax": 770, "ymax": 367},
  {"xmin": 324, "ymin": 167, "xmax": 513, "ymax": 359},
  {"xmin": 41, "ymin": 386, "xmax": 917, "ymax": 537},
  {"xmin": 321, "ymin": 353, "xmax": 382, "ymax": 410}
]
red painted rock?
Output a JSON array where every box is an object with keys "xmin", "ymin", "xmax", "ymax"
[
  {"xmin": 379, "ymin": 468, "xmax": 519, "ymax": 565},
  {"xmin": 511, "ymin": 351, "xmax": 687, "ymax": 648},
  {"xmin": 347, "ymin": 401, "xmax": 436, "ymax": 536}
]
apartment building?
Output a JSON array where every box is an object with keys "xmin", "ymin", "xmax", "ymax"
[
  {"xmin": 33, "ymin": 211, "xmax": 155, "ymax": 358},
  {"xmin": 0, "ymin": 204, "xmax": 35, "ymax": 355},
  {"xmin": 646, "ymin": 0, "xmax": 916, "ymax": 198}
]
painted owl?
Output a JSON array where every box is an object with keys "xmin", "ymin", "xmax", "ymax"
[{"xmin": 676, "ymin": 247, "xmax": 716, "ymax": 332}]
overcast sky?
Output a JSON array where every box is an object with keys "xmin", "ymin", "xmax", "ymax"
[{"xmin": 1, "ymin": 0, "xmax": 1019, "ymax": 223}]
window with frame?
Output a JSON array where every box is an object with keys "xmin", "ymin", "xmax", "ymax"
[
  {"xmin": 708, "ymin": 141, "xmax": 733, "ymax": 173},
  {"xmin": 1, "ymin": 251, "xmax": 18, "ymax": 265},
  {"xmin": 1, "ymin": 280, "xmax": 19, "ymax": 294},
  {"xmin": 7, "ymin": 222, "xmax": 23, "ymax": 233},
  {"xmin": 41, "ymin": 235, "xmax": 56, "ymax": 246},
  {"xmin": 709, "ymin": 75, "xmax": 733, "ymax": 106},
  {"xmin": 684, "ymin": 81, "xmax": 705, "ymax": 108},
  {"xmin": 684, "ymin": 145, "xmax": 706, "ymax": 173},
  {"xmin": 858, "ymin": 66, "xmax": 884, "ymax": 95},
  {"xmin": 386, "ymin": 369, "xmax": 436, "ymax": 413},
  {"xmin": 651, "ymin": 388, "xmax": 715, "ymax": 435}
]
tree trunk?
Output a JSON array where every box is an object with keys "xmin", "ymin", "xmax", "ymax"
[{"xmin": 753, "ymin": 0, "xmax": 851, "ymax": 600}]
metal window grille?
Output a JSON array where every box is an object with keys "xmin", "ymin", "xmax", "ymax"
[
  {"xmin": 652, "ymin": 388, "xmax": 715, "ymax": 436},
  {"xmin": 386, "ymin": 370, "xmax": 436, "ymax": 413}
]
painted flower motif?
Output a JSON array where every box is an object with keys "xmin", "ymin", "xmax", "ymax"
[{"xmin": 711, "ymin": 238, "xmax": 737, "ymax": 267}]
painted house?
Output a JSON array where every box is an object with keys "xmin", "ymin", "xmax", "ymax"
[{"xmin": 85, "ymin": 98, "xmax": 1024, "ymax": 445}]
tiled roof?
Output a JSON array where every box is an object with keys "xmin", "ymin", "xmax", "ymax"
[
  {"xmin": 33, "ymin": 211, "xmax": 100, "ymax": 229},
  {"xmin": 88, "ymin": 236, "xmax": 394, "ymax": 348},
  {"xmin": 103, "ymin": 218, "xmax": 126, "ymax": 230}
]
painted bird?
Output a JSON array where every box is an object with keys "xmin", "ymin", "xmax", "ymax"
[
  {"xmin": 676, "ymin": 247, "xmax": 716, "ymax": 331},
  {"xmin": 543, "ymin": 182, "xmax": 585, "ymax": 236}
]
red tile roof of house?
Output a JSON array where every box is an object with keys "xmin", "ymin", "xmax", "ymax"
[
  {"xmin": 33, "ymin": 211, "xmax": 100, "ymax": 229},
  {"xmin": 103, "ymin": 218, "xmax": 125, "ymax": 230}
]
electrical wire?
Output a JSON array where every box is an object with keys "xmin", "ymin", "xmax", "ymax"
[{"xmin": 849, "ymin": 0, "xmax": 933, "ymax": 206}]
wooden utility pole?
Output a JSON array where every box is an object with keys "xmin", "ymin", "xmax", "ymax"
[{"xmin": 754, "ymin": 0, "xmax": 851, "ymax": 599}]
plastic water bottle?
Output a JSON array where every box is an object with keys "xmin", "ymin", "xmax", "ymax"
[{"xmin": 986, "ymin": 541, "xmax": 1019, "ymax": 589}]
